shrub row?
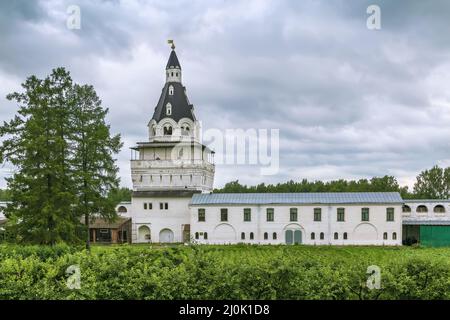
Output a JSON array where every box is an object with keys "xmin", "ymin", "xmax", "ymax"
[{"xmin": 1, "ymin": 244, "xmax": 450, "ymax": 299}]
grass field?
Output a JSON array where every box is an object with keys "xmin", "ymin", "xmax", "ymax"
[{"xmin": 1, "ymin": 243, "xmax": 450, "ymax": 300}]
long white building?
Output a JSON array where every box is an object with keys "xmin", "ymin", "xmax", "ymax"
[{"xmin": 189, "ymin": 193, "xmax": 403, "ymax": 245}]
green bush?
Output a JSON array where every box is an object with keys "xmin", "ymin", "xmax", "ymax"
[{"xmin": 1, "ymin": 244, "xmax": 450, "ymax": 299}]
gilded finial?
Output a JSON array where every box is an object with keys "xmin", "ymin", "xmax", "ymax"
[{"xmin": 167, "ymin": 39, "xmax": 175, "ymax": 50}]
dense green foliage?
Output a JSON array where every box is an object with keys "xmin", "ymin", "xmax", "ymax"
[
  {"xmin": 414, "ymin": 165, "xmax": 450, "ymax": 199},
  {"xmin": 107, "ymin": 187, "xmax": 132, "ymax": 203},
  {"xmin": 214, "ymin": 169, "xmax": 450, "ymax": 200},
  {"xmin": 214, "ymin": 176, "xmax": 409, "ymax": 195},
  {"xmin": 1, "ymin": 187, "xmax": 132, "ymax": 203},
  {"xmin": 0, "ymin": 189, "xmax": 11, "ymax": 201},
  {"xmin": 0, "ymin": 68, "xmax": 122, "ymax": 245},
  {"xmin": 1, "ymin": 244, "xmax": 450, "ymax": 300},
  {"xmin": 70, "ymin": 82, "xmax": 123, "ymax": 249}
]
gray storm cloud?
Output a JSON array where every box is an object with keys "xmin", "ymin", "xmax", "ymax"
[{"xmin": 0, "ymin": 0, "xmax": 449, "ymax": 189}]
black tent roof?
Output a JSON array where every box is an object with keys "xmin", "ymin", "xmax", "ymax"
[
  {"xmin": 151, "ymin": 82, "xmax": 196, "ymax": 122},
  {"xmin": 166, "ymin": 50, "xmax": 181, "ymax": 69},
  {"xmin": 151, "ymin": 49, "xmax": 195, "ymax": 122}
]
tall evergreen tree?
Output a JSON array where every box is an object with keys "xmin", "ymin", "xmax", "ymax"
[
  {"xmin": 0, "ymin": 68, "xmax": 79, "ymax": 244},
  {"xmin": 0, "ymin": 68, "xmax": 122, "ymax": 246},
  {"xmin": 71, "ymin": 84, "xmax": 122, "ymax": 250}
]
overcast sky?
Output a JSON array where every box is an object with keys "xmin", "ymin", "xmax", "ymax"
[{"xmin": 1, "ymin": 0, "xmax": 450, "ymax": 190}]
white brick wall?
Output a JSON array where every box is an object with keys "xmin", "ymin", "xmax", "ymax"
[
  {"xmin": 189, "ymin": 204, "xmax": 403, "ymax": 245},
  {"xmin": 131, "ymin": 197, "xmax": 191, "ymax": 243}
]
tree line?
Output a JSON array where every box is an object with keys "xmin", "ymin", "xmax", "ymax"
[
  {"xmin": 213, "ymin": 166, "xmax": 450, "ymax": 200},
  {"xmin": 0, "ymin": 68, "xmax": 122, "ymax": 248}
]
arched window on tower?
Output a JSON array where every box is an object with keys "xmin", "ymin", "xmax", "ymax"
[
  {"xmin": 168, "ymin": 85, "xmax": 174, "ymax": 95},
  {"xmin": 163, "ymin": 125, "xmax": 172, "ymax": 135},
  {"xmin": 181, "ymin": 125, "xmax": 190, "ymax": 136},
  {"xmin": 166, "ymin": 103, "xmax": 172, "ymax": 116}
]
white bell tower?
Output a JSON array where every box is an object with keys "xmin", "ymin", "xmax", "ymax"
[
  {"xmin": 129, "ymin": 41, "xmax": 215, "ymax": 244},
  {"xmin": 130, "ymin": 42, "xmax": 215, "ymax": 192}
]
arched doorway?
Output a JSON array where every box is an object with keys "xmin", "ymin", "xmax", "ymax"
[
  {"xmin": 284, "ymin": 224, "xmax": 303, "ymax": 245},
  {"xmin": 159, "ymin": 228, "xmax": 174, "ymax": 243},
  {"xmin": 138, "ymin": 225, "xmax": 151, "ymax": 242},
  {"xmin": 285, "ymin": 229, "xmax": 302, "ymax": 244}
]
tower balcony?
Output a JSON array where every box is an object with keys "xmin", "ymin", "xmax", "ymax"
[{"xmin": 130, "ymin": 159, "xmax": 214, "ymax": 171}]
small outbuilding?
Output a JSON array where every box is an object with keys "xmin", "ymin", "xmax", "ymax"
[{"xmin": 87, "ymin": 217, "xmax": 132, "ymax": 244}]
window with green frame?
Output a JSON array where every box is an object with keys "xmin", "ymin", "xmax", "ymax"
[
  {"xmin": 266, "ymin": 208, "xmax": 274, "ymax": 222},
  {"xmin": 198, "ymin": 209, "xmax": 205, "ymax": 222},
  {"xmin": 361, "ymin": 208, "xmax": 369, "ymax": 221},
  {"xmin": 314, "ymin": 208, "xmax": 322, "ymax": 221},
  {"xmin": 337, "ymin": 208, "xmax": 345, "ymax": 222},
  {"xmin": 386, "ymin": 208, "xmax": 394, "ymax": 221},
  {"xmin": 244, "ymin": 208, "xmax": 251, "ymax": 222},
  {"xmin": 220, "ymin": 208, "xmax": 228, "ymax": 222},
  {"xmin": 290, "ymin": 208, "xmax": 298, "ymax": 221}
]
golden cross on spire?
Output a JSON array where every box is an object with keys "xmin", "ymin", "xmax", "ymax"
[{"xmin": 167, "ymin": 39, "xmax": 175, "ymax": 50}]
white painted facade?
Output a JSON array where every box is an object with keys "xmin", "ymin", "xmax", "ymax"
[
  {"xmin": 402, "ymin": 200, "xmax": 450, "ymax": 222},
  {"xmin": 131, "ymin": 196, "xmax": 192, "ymax": 243},
  {"xmin": 147, "ymin": 117, "xmax": 201, "ymax": 142},
  {"xmin": 116, "ymin": 202, "xmax": 132, "ymax": 218},
  {"xmin": 189, "ymin": 203, "xmax": 403, "ymax": 245}
]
